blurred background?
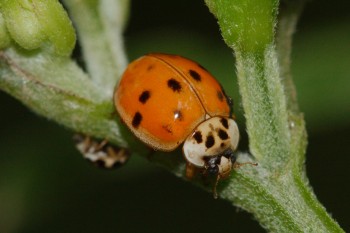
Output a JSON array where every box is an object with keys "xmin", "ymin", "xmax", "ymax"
[{"xmin": 0, "ymin": 0, "xmax": 349, "ymax": 232}]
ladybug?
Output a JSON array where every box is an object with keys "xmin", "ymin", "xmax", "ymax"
[{"xmin": 114, "ymin": 53, "xmax": 252, "ymax": 196}]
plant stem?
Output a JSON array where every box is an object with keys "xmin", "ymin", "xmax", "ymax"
[
  {"xmin": 203, "ymin": 0, "xmax": 344, "ymax": 232},
  {"xmin": 235, "ymin": 47, "xmax": 290, "ymax": 169},
  {"xmin": 0, "ymin": 48, "xmax": 127, "ymax": 147},
  {"xmin": 276, "ymin": 0, "xmax": 305, "ymax": 114},
  {"xmin": 62, "ymin": 0, "xmax": 129, "ymax": 98}
]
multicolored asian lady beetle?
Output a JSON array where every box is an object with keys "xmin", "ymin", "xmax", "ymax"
[{"xmin": 114, "ymin": 53, "xmax": 254, "ymax": 197}]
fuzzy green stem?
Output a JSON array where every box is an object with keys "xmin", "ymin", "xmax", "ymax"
[
  {"xmin": 0, "ymin": 48, "xmax": 126, "ymax": 147},
  {"xmin": 276, "ymin": 0, "xmax": 305, "ymax": 113},
  {"xmin": 204, "ymin": 0, "xmax": 344, "ymax": 232},
  {"xmin": 62, "ymin": 0, "xmax": 129, "ymax": 98},
  {"xmin": 235, "ymin": 47, "xmax": 290, "ymax": 169},
  {"xmin": 219, "ymin": 118, "xmax": 343, "ymax": 232}
]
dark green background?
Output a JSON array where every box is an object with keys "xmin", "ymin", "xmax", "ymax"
[{"xmin": 1, "ymin": 0, "xmax": 349, "ymax": 232}]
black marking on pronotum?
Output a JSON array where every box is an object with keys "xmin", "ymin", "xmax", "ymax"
[
  {"xmin": 173, "ymin": 110, "xmax": 183, "ymax": 121},
  {"xmin": 218, "ymin": 129, "xmax": 229, "ymax": 140},
  {"xmin": 205, "ymin": 135, "xmax": 215, "ymax": 148},
  {"xmin": 220, "ymin": 118, "xmax": 229, "ymax": 129},
  {"xmin": 193, "ymin": 131, "xmax": 203, "ymax": 143},
  {"xmin": 217, "ymin": 90, "xmax": 224, "ymax": 102},
  {"xmin": 167, "ymin": 78, "xmax": 182, "ymax": 92},
  {"xmin": 132, "ymin": 112, "xmax": 142, "ymax": 128},
  {"xmin": 189, "ymin": 69, "xmax": 201, "ymax": 81},
  {"xmin": 139, "ymin": 90, "xmax": 150, "ymax": 104}
]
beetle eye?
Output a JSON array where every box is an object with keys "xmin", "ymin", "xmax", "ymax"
[{"xmin": 222, "ymin": 149, "xmax": 237, "ymax": 164}]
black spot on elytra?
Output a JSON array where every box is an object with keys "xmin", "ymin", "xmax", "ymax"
[
  {"xmin": 193, "ymin": 131, "xmax": 203, "ymax": 143},
  {"xmin": 189, "ymin": 69, "xmax": 201, "ymax": 81},
  {"xmin": 132, "ymin": 112, "xmax": 142, "ymax": 128},
  {"xmin": 220, "ymin": 118, "xmax": 229, "ymax": 129},
  {"xmin": 217, "ymin": 90, "xmax": 224, "ymax": 102},
  {"xmin": 220, "ymin": 142, "xmax": 225, "ymax": 148},
  {"xmin": 139, "ymin": 90, "xmax": 150, "ymax": 104},
  {"xmin": 173, "ymin": 110, "xmax": 183, "ymax": 121},
  {"xmin": 205, "ymin": 135, "xmax": 215, "ymax": 149},
  {"xmin": 147, "ymin": 64, "xmax": 154, "ymax": 71},
  {"xmin": 167, "ymin": 78, "xmax": 182, "ymax": 92},
  {"xmin": 218, "ymin": 129, "xmax": 229, "ymax": 140}
]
